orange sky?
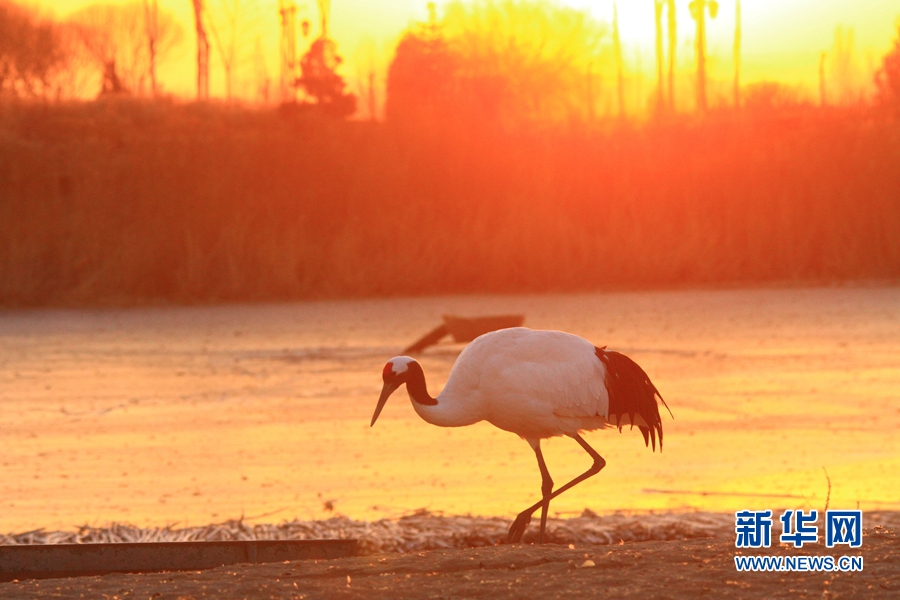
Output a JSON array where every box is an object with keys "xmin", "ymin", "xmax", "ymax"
[{"xmin": 41, "ymin": 0, "xmax": 900, "ymax": 106}]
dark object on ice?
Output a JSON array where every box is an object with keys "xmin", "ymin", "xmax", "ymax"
[
  {"xmin": 0, "ymin": 539, "xmax": 357, "ymax": 582},
  {"xmin": 403, "ymin": 314, "xmax": 525, "ymax": 354}
]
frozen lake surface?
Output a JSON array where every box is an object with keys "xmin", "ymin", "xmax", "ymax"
[{"xmin": 1, "ymin": 286, "xmax": 898, "ymax": 532}]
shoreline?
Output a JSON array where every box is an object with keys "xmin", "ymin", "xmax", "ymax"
[{"xmin": 5, "ymin": 510, "xmax": 900, "ymax": 554}]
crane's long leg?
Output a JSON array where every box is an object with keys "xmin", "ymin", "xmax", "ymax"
[
  {"xmin": 507, "ymin": 433, "xmax": 606, "ymax": 544},
  {"xmin": 534, "ymin": 442, "xmax": 553, "ymax": 544}
]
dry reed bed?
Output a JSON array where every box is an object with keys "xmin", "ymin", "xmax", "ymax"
[
  {"xmin": 3, "ymin": 511, "xmax": 899, "ymax": 554},
  {"xmin": 1, "ymin": 101, "xmax": 899, "ymax": 305}
]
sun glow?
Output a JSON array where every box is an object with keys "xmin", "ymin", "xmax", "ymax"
[
  {"xmin": 33, "ymin": 0, "xmax": 900, "ymax": 105},
  {"xmin": 563, "ymin": 0, "xmax": 898, "ymax": 89}
]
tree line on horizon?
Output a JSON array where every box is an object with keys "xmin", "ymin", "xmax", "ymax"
[
  {"xmin": 2, "ymin": 0, "xmax": 899, "ymax": 121},
  {"xmin": 0, "ymin": 0, "xmax": 185, "ymax": 98},
  {"xmin": 0, "ymin": 0, "xmax": 356, "ymax": 112},
  {"xmin": 386, "ymin": 0, "xmax": 900, "ymax": 126}
]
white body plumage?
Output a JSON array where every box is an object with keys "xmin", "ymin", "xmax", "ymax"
[{"xmin": 411, "ymin": 328, "xmax": 612, "ymax": 442}]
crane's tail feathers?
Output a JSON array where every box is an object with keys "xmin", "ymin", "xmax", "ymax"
[
  {"xmin": 596, "ymin": 347, "xmax": 670, "ymax": 452},
  {"xmin": 658, "ymin": 395, "xmax": 674, "ymax": 420}
]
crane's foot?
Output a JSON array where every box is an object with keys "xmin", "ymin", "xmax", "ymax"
[{"xmin": 506, "ymin": 511, "xmax": 532, "ymax": 543}]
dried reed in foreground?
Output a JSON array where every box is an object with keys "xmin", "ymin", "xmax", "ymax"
[{"xmin": 3, "ymin": 511, "xmax": 899, "ymax": 554}]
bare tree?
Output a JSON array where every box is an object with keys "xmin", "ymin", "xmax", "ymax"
[
  {"xmin": 654, "ymin": 0, "xmax": 664, "ymax": 111},
  {"xmin": 53, "ymin": 22, "xmax": 102, "ymax": 98},
  {"xmin": 204, "ymin": 0, "xmax": 266, "ymax": 100},
  {"xmin": 143, "ymin": 0, "xmax": 183, "ymax": 95},
  {"xmin": 831, "ymin": 26, "xmax": 859, "ymax": 105},
  {"xmin": 251, "ymin": 36, "xmax": 270, "ymax": 102},
  {"xmin": 818, "ymin": 51, "xmax": 827, "ymax": 106},
  {"xmin": 612, "ymin": 1, "xmax": 624, "ymax": 117},
  {"xmin": 451, "ymin": 0, "xmax": 609, "ymax": 124},
  {"xmin": 689, "ymin": 0, "xmax": 718, "ymax": 112},
  {"xmin": 354, "ymin": 36, "xmax": 382, "ymax": 121},
  {"xmin": 69, "ymin": 1, "xmax": 182, "ymax": 96},
  {"xmin": 666, "ymin": 0, "xmax": 676, "ymax": 111},
  {"xmin": 191, "ymin": 0, "xmax": 209, "ymax": 99},
  {"xmin": 207, "ymin": 0, "xmax": 241, "ymax": 100},
  {"xmin": 733, "ymin": 0, "xmax": 741, "ymax": 108},
  {"xmin": 390, "ymin": 1, "xmax": 609, "ymax": 126},
  {"xmin": 0, "ymin": 0, "xmax": 68, "ymax": 97},
  {"xmin": 586, "ymin": 60, "xmax": 595, "ymax": 123},
  {"xmin": 69, "ymin": 3, "xmax": 142, "ymax": 94},
  {"xmin": 875, "ymin": 25, "xmax": 900, "ymax": 114},
  {"xmin": 278, "ymin": 0, "xmax": 298, "ymax": 102}
]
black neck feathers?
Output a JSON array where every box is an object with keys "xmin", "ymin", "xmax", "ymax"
[{"xmin": 406, "ymin": 361, "xmax": 438, "ymax": 406}]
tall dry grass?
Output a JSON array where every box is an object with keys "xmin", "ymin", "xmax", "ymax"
[{"xmin": 0, "ymin": 98, "xmax": 898, "ymax": 306}]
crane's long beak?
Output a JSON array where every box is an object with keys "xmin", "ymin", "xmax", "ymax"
[{"xmin": 371, "ymin": 380, "xmax": 401, "ymax": 427}]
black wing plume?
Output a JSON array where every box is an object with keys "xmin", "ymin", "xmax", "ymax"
[{"xmin": 596, "ymin": 347, "xmax": 671, "ymax": 452}]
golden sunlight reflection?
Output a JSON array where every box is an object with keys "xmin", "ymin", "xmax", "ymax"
[{"xmin": 1, "ymin": 287, "xmax": 898, "ymax": 532}]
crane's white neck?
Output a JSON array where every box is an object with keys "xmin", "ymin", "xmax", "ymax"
[{"xmin": 403, "ymin": 361, "xmax": 482, "ymax": 428}]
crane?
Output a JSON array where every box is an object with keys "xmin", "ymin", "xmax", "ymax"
[{"xmin": 371, "ymin": 327, "xmax": 672, "ymax": 543}]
